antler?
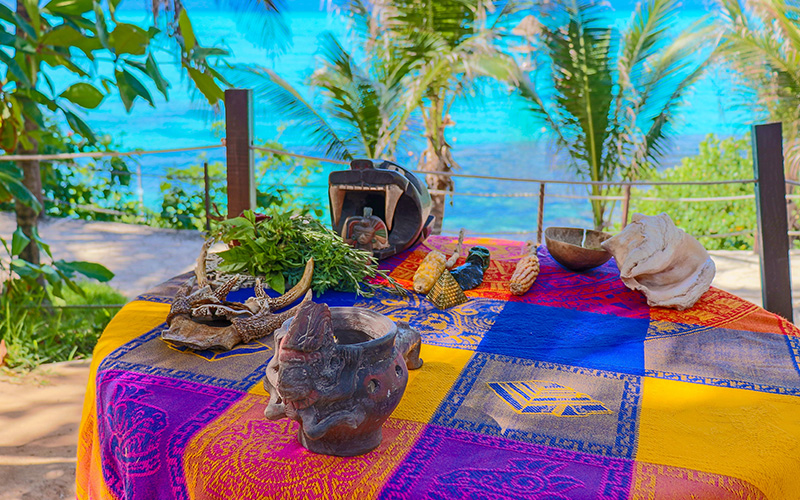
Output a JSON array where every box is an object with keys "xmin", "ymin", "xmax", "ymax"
[
  {"xmin": 268, "ymin": 258, "xmax": 315, "ymax": 312},
  {"xmin": 195, "ymin": 239, "xmax": 214, "ymax": 287}
]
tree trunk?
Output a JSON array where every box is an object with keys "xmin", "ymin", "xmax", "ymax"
[
  {"xmin": 14, "ymin": 0, "xmax": 42, "ymax": 265},
  {"xmin": 14, "ymin": 118, "xmax": 42, "ymax": 265},
  {"xmin": 420, "ymin": 140, "xmax": 452, "ymax": 235}
]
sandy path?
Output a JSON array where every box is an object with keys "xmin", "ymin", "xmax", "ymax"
[{"xmin": 0, "ymin": 361, "xmax": 89, "ymax": 500}]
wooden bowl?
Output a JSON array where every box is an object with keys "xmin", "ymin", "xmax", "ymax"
[{"xmin": 544, "ymin": 227, "xmax": 612, "ymax": 272}]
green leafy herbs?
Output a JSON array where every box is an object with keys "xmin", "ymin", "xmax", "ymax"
[{"xmin": 213, "ymin": 211, "xmax": 401, "ymax": 296}]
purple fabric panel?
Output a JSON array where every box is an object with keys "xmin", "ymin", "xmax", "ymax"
[
  {"xmin": 96, "ymin": 369, "xmax": 243, "ymax": 500},
  {"xmin": 379, "ymin": 425, "xmax": 633, "ymax": 500}
]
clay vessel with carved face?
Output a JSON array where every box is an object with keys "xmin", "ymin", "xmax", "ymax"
[{"xmin": 263, "ymin": 301, "xmax": 422, "ymax": 456}]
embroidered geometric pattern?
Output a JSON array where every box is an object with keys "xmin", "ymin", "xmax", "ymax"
[
  {"xmin": 75, "ymin": 235, "xmax": 800, "ymax": 500},
  {"xmin": 488, "ymin": 380, "xmax": 612, "ymax": 416}
]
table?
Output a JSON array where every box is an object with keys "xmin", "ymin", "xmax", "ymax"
[{"xmin": 76, "ymin": 236, "xmax": 800, "ymax": 499}]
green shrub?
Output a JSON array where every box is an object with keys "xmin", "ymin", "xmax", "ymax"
[
  {"xmin": 1, "ymin": 281, "xmax": 126, "ymax": 371},
  {"xmin": 159, "ymin": 143, "xmax": 325, "ymax": 231},
  {"xmin": 628, "ymin": 134, "xmax": 756, "ymax": 250}
]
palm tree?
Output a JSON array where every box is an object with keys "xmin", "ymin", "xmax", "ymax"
[
  {"xmin": 513, "ymin": 0, "xmax": 716, "ymax": 229},
  {"xmin": 233, "ymin": 27, "xmax": 420, "ymax": 162},
  {"xmin": 716, "ymin": 0, "xmax": 800, "ymax": 178},
  {"xmin": 371, "ymin": 0, "xmax": 523, "ymax": 233},
  {"xmin": 239, "ymin": 1, "xmax": 521, "ymax": 233}
]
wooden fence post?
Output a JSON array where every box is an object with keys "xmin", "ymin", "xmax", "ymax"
[
  {"xmin": 752, "ymin": 122, "xmax": 793, "ymax": 321},
  {"xmin": 537, "ymin": 183, "xmax": 545, "ymax": 245},
  {"xmin": 621, "ymin": 184, "xmax": 631, "ymax": 229},
  {"xmin": 225, "ymin": 88, "xmax": 255, "ymax": 218}
]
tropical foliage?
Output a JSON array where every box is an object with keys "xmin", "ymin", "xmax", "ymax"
[
  {"xmin": 629, "ymin": 134, "xmax": 756, "ymax": 250},
  {"xmin": 513, "ymin": 0, "xmax": 716, "ymax": 229},
  {"xmin": 160, "ymin": 139, "xmax": 324, "ymax": 231},
  {"xmin": 0, "ymin": 0, "xmax": 230, "ymax": 267},
  {"xmin": 1, "ymin": 281, "xmax": 125, "ymax": 370},
  {"xmin": 716, "ymin": 0, "xmax": 800, "ymax": 178},
  {"xmin": 244, "ymin": 0, "xmax": 522, "ymax": 233}
]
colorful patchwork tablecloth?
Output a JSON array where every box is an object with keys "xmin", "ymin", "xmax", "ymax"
[{"xmin": 77, "ymin": 236, "xmax": 800, "ymax": 499}]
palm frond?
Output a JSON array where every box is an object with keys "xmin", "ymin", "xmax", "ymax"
[{"xmin": 225, "ymin": 64, "xmax": 352, "ymax": 160}]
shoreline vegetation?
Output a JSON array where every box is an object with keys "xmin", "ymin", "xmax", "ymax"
[{"xmin": 2, "ymin": 0, "xmax": 799, "ymax": 369}]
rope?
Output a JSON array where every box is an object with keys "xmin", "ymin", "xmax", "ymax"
[
  {"xmin": 247, "ymin": 144, "xmax": 758, "ymax": 187},
  {"xmin": 0, "ymin": 145, "xmax": 224, "ymax": 162},
  {"xmin": 695, "ymin": 230, "xmax": 754, "ymax": 238},
  {"xmin": 429, "ymin": 189, "xmax": 752, "ymax": 203},
  {"xmin": 249, "ymin": 145, "xmax": 349, "ymax": 165},
  {"xmin": 417, "ymin": 170, "xmax": 757, "ymax": 186},
  {"xmin": 441, "ymin": 229, "xmax": 538, "ymax": 236},
  {"xmin": 47, "ymin": 198, "xmax": 197, "ymax": 222}
]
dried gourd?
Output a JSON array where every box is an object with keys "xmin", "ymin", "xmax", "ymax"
[
  {"xmin": 413, "ymin": 250, "xmax": 447, "ymax": 294},
  {"xmin": 510, "ymin": 241, "xmax": 539, "ymax": 296}
]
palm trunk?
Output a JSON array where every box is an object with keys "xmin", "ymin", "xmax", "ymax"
[
  {"xmin": 419, "ymin": 98, "xmax": 457, "ymax": 235},
  {"xmin": 420, "ymin": 140, "xmax": 451, "ymax": 235}
]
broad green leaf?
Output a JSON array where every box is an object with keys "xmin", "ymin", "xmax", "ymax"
[
  {"xmin": 186, "ymin": 67, "xmax": 223, "ymax": 105},
  {"xmin": 115, "ymin": 69, "xmax": 136, "ymax": 111},
  {"xmin": 63, "ymin": 109, "xmax": 97, "ymax": 144},
  {"xmin": 109, "ymin": 23, "xmax": 149, "ymax": 55},
  {"xmin": 178, "ymin": 9, "xmax": 196, "ymax": 52},
  {"xmin": 190, "ymin": 46, "xmax": 229, "ymax": 60},
  {"xmin": 30, "ymin": 226, "xmax": 53, "ymax": 259},
  {"xmin": 23, "ymin": 0, "xmax": 40, "ymax": 35},
  {"xmin": 0, "ymin": 25, "xmax": 15, "ymax": 46},
  {"xmin": 21, "ymin": 88, "xmax": 59, "ymax": 111},
  {"xmin": 116, "ymin": 68, "xmax": 154, "ymax": 107},
  {"xmin": 0, "ymin": 51, "xmax": 31, "ymax": 86},
  {"xmin": 11, "ymin": 227, "xmax": 30, "ymax": 256},
  {"xmin": 45, "ymin": 0, "xmax": 93, "ymax": 15},
  {"xmin": 40, "ymin": 264, "xmax": 61, "ymax": 286},
  {"xmin": 55, "ymin": 267, "xmax": 85, "ymax": 295},
  {"xmin": 55, "ymin": 260, "xmax": 114, "ymax": 282},
  {"xmin": 145, "ymin": 53, "xmax": 169, "ymax": 98},
  {"xmin": 267, "ymin": 272, "xmax": 285, "ymax": 294},
  {"xmin": 13, "ymin": 12, "xmax": 36, "ymax": 40},
  {"xmin": 0, "ymin": 4, "xmax": 13, "ymax": 23},
  {"xmin": 19, "ymin": 97, "xmax": 44, "ymax": 128},
  {"xmin": 60, "ymin": 82, "xmax": 104, "ymax": 109},
  {"xmin": 40, "ymin": 25, "xmax": 102, "ymax": 54},
  {"xmin": 93, "ymin": 1, "xmax": 109, "ymax": 49},
  {"xmin": 108, "ymin": 0, "xmax": 123, "ymax": 16},
  {"xmin": 10, "ymin": 258, "xmax": 40, "ymax": 279}
]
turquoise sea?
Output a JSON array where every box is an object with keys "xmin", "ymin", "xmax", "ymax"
[{"xmin": 79, "ymin": 3, "xmax": 752, "ymax": 236}]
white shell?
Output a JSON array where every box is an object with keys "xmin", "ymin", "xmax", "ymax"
[{"xmin": 601, "ymin": 213, "xmax": 715, "ymax": 310}]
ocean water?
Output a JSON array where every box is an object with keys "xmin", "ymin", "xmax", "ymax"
[{"xmin": 78, "ymin": 5, "xmax": 753, "ymax": 236}]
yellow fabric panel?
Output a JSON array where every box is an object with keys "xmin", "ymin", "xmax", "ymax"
[
  {"xmin": 76, "ymin": 300, "xmax": 169, "ymax": 499},
  {"xmin": 249, "ymin": 379, "xmax": 270, "ymax": 396},
  {"xmin": 390, "ymin": 344, "xmax": 473, "ymax": 423},
  {"xmin": 637, "ymin": 376, "xmax": 800, "ymax": 500}
]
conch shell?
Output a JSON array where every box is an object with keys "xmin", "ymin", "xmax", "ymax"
[{"xmin": 601, "ymin": 213, "xmax": 715, "ymax": 310}]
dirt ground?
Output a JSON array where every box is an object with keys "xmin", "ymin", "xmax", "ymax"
[{"xmin": 0, "ymin": 361, "xmax": 89, "ymax": 500}]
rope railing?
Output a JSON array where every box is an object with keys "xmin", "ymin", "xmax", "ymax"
[
  {"xmin": 0, "ymin": 144, "xmax": 224, "ymax": 162},
  {"xmin": 0, "ymin": 141, "xmax": 781, "ymax": 242}
]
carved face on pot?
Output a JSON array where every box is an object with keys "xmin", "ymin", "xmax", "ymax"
[{"xmin": 264, "ymin": 301, "xmax": 422, "ymax": 456}]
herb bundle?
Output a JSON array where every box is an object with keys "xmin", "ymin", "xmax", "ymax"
[{"xmin": 214, "ymin": 211, "xmax": 400, "ymax": 296}]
